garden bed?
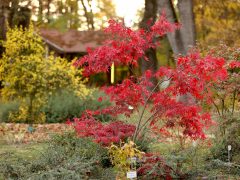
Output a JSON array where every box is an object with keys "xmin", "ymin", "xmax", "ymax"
[{"xmin": 0, "ymin": 123, "xmax": 72, "ymax": 144}]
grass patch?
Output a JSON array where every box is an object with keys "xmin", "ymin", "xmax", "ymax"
[
  {"xmin": 0, "ymin": 141, "xmax": 47, "ymax": 180},
  {"xmin": 0, "ymin": 142, "xmax": 47, "ymax": 161}
]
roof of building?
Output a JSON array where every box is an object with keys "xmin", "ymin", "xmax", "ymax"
[{"xmin": 39, "ymin": 29, "xmax": 107, "ymax": 54}]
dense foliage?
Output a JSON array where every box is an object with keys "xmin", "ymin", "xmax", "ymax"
[
  {"xmin": 0, "ymin": 4, "xmax": 239, "ymax": 179},
  {"xmin": 0, "ymin": 133, "xmax": 115, "ymax": 180},
  {"xmin": 108, "ymin": 141, "xmax": 143, "ymax": 178},
  {"xmin": 69, "ymin": 116, "xmax": 135, "ymax": 146},
  {"xmin": 194, "ymin": 0, "xmax": 240, "ymax": 46},
  {"xmin": 42, "ymin": 89, "xmax": 112, "ymax": 123},
  {"xmin": 72, "ymin": 14, "xmax": 240, "ymax": 179},
  {"xmin": 74, "ymin": 15, "xmax": 230, "ymax": 141},
  {"xmin": 203, "ymin": 45, "xmax": 240, "ymax": 169},
  {"xmin": 0, "ymin": 25, "xmax": 89, "ymax": 123},
  {"xmin": 137, "ymin": 153, "xmax": 174, "ymax": 179}
]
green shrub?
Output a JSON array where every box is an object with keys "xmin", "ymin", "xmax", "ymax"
[
  {"xmin": 211, "ymin": 120, "xmax": 240, "ymax": 164},
  {"xmin": 210, "ymin": 138, "xmax": 228, "ymax": 161},
  {"xmin": 207, "ymin": 116, "xmax": 240, "ymax": 176},
  {"xmin": 0, "ymin": 101, "xmax": 19, "ymax": 122},
  {"xmin": 42, "ymin": 89, "xmax": 112, "ymax": 123},
  {"xmin": 0, "ymin": 89, "xmax": 112, "ymax": 123},
  {"xmin": 0, "ymin": 132, "xmax": 115, "ymax": 179},
  {"xmin": 207, "ymin": 159, "xmax": 240, "ymax": 176},
  {"xmin": 135, "ymin": 130, "xmax": 154, "ymax": 152}
]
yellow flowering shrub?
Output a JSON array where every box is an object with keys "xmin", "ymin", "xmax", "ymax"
[
  {"xmin": 0, "ymin": 24, "xmax": 89, "ymax": 123},
  {"xmin": 108, "ymin": 141, "xmax": 144, "ymax": 178}
]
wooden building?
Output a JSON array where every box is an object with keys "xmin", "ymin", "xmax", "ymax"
[
  {"xmin": 39, "ymin": 29, "xmax": 107, "ymax": 59},
  {"xmin": 39, "ymin": 29, "xmax": 129, "ymax": 85}
]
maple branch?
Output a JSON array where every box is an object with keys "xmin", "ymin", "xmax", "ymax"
[
  {"xmin": 221, "ymin": 99, "xmax": 225, "ymax": 116},
  {"xmin": 133, "ymin": 76, "xmax": 172, "ymax": 141},
  {"xmin": 212, "ymin": 100, "xmax": 221, "ymax": 118},
  {"xmin": 135, "ymin": 109, "xmax": 161, "ymax": 139},
  {"xmin": 231, "ymin": 89, "xmax": 237, "ymax": 116}
]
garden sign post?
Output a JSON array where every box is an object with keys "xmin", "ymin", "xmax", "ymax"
[
  {"xmin": 127, "ymin": 157, "xmax": 137, "ymax": 179},
  {"xmin": 228, "ymin": 145, "xmax": 231, "ymax": 173},
  {"xmin": 228, "ymin": 145, "xmax": 231, "ymax": 163}
]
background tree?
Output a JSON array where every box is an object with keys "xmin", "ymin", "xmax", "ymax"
[
  {"xmin": 139, "ymin": 0, "xmax": 158, "ymax": 87},
  {"xmin": 0, "ymin": 0, "xmax": 31, "ymax": 59},
  {"xmin": 0, "ymin": 0, "xmax": 8, "ymax": 57},
  {"xmin": 194, "ymin": 0, "xmax": 240, "ymax": 46},
  {"xmin": 35, "ymin": 0, "xmax": 116, "ymax": 31},
  {"xmin": 0, "ymin": 25, "xmax": 88, "ymax": 123},
  {"xmin": 138, "ymin": 0, "xmax": 197, "ymax": 88},
  {"xmin": 157, "ymin": 0, "xmax": 197, "ymax": 103},
  {"xmin": 80, "ymin": 0, "xmax": 95, "ymax": 30},
  {"xmin": 158, "ymin": 0, "xmax": 196, "ymax": 56}
]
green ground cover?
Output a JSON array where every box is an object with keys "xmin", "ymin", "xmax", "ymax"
[
  {"xmin": 0, "ymin": 138, "xmax": 239, "ymax": 179},
  {"xmin": 0, "ymin": 141, "xmax": 47, "ymax": 180}
]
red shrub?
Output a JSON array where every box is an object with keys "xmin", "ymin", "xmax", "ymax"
[
  {"xmin": 68, "ymin": 114, "xmax": 135, "ymax": 146},
  {"xmin": 74, "ymin": 14, "xmax": 230, "ymax": 144},
  {"xmin": 137, "ymin": 153, "xmax": 173, "ymax": 180}
]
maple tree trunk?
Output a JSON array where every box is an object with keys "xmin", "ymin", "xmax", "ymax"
[{"xmin": 139, "ymin": 0, "xmax": 158, "ymax": 88}]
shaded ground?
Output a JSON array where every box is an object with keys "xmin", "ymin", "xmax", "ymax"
[
  {"xmin": 0, "ymin": 142, "xmax": 46, "ymax": 180},
  {"xmin": 0, "ymin": 123, "xmax": 72, "ymax": 143}
]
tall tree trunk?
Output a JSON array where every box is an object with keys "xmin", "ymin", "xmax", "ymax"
[
  {"xmin": 178, "ymin": 0, "xmax": 196, "ymax": 51},
  {"xmin": 87, "ymin": 0, "xmax": 95, "ymax": 30},
  {"xmin": 139, "ymin": 0, "xmax": 158, "ymax": 88},
  {"xmin": 158, "ymin": 0, "xmax": 186, "ymax": 55},
  {"xmin": 0, "ymin": 3, "xmax": 7, "ymax": 40},
  {"xmin": 0, "ymin": 0, "xmax": 8, "ymax": 57},
  {"xmin": 158, "ymin": 0, "xmax": 196, "ymax": 56},
  {"xmin": 71, "ymin": 1, "xmax": 79, "ymax": 29},
  {"xmin": 47, "ymin": 0, "xmax": 51, "ymax": 23},
  {"xmin": 80, "ymin": 0, "xmax": 95, "ymax": 30},
  {"xmin": 8, "ymin": 0, "xmax": 19, "ymax": 27},
  {"xmin": 80, "ymin": 0, "xmax": 91, "ymax": 30},
  {"xmin": 158, "ymin": 0, "xmax": 196, "ymax": 104},
  {"xmin": 38, "ymin": 0, "xmax": 43, "ymax": 22}
]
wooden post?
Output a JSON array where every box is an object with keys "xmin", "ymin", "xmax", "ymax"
[{"xmin": 111, "ymin": 63, "xmax": 114, "ymax": 84}]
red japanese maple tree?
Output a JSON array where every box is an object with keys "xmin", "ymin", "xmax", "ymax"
[{"xmin": 72, "ymin": 14, "xmax": 230, "ymax": 145}]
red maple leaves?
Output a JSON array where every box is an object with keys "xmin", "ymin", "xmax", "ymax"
[
  {"xmin": 74, "ymin": 13, "xmax": 178, "ymax": 76},
  {"xmin": 68, "ymin": 114, "xmax": 135, "ymax": 146},
  {"xmin": 73, "ymin": 14, "xmax": 230, "ymax": 142}
]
